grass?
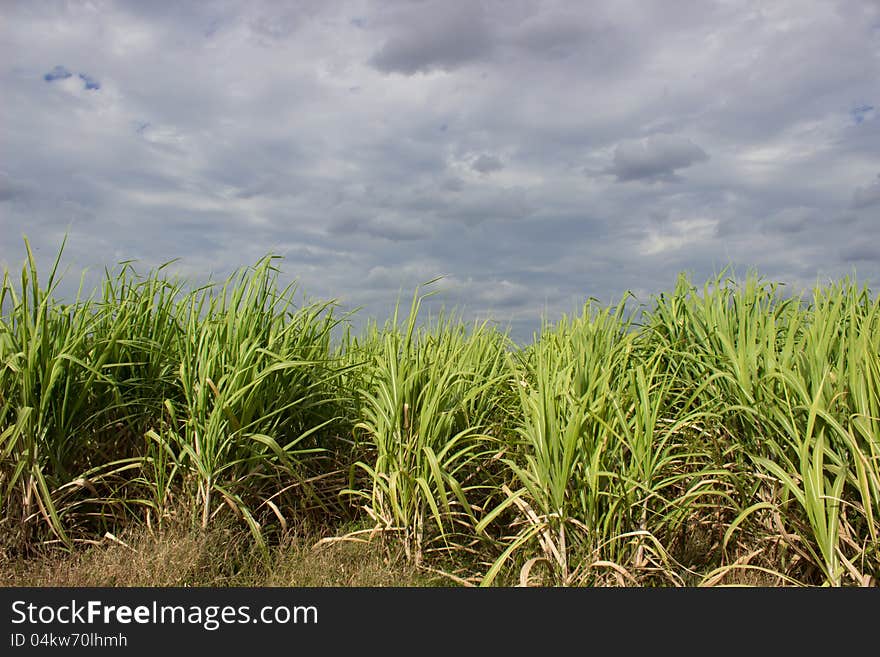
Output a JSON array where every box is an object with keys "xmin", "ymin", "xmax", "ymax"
[
  {"xmin": 0, "ymin": 517, "xmax": 431, "ymax": 587},
  {"xmin": 2, "ymin": 238, "xmax": 878, "ymax": 586}
]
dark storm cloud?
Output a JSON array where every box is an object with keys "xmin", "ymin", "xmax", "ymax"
[{"xmin": 606, "ymin": 135, "xmax": 709, "ymax": 183}]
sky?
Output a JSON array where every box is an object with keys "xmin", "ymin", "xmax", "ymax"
[{"xmin": 1, "ymin": 0, "xmax": 878, "ymax": 342}]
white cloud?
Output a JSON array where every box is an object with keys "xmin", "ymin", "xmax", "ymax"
[{"xmin": 638, "ymin": 217, "xmax": 718, "ymax": 256}]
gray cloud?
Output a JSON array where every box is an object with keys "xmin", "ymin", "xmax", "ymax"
[
  {"xmin": 606, "ymin": 135, "xmax": 709, "ymax": 183},
  {"xmin": 509, "ymin": 12, "xmax": 593, "ymax": 60},
  {"xmin": 852, "ymin": 174, "xmax": 880, "ymax": 209},
  {"xmin": 841, "ymin": 244, "xmax": 878, "ymax": 263},
  {"xmin": 762, "ymin": 207, "xmax": 817, "ymax": 234},
  {"xmin": 504, "ymin": 7, "xmax": 631, "ymax": 70},
  {"xmin": 369, "ymin": 2, "xmax": 492, "ymax": 75},
  {"xmin": 438, "ymin": 187, "xmax": 534, "ymax": 226},
  {"xmin": 471, "ymin": 154, "xmax": 504, "ymax": 174},
  {"xmin": 441, "ymin": 177, "xmax": 465, "ymax": 192},
  {"xmin": 1, "ymin": 0, "xmax": 879, "ymax": 343},
  {"xmin": 0, "ymin": 173, "xmax": 32, "ymax": 202},
  {"xmin": 327, "ymin": 214, "xmax": 431, "ymax": 242}
]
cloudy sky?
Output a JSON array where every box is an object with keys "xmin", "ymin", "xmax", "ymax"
[{"xmin": 1, "ymin": 0, "xmax": 878, "ymax": 341}]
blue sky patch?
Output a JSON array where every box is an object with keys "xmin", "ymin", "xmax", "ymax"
[
  {"xmin": 79, "ymin": 73, "xmax": 100, "ymax": 90},
  {"xmin": 43, "ymin": 66, "xmax": 99, "ymax": 90},
  {"xmin": 851, "ymin": 105, "xmax": 875, "ymax": 124},
  {"xmin": 43, "ymin": 65, "xmax": 72, "ymax": 81}
]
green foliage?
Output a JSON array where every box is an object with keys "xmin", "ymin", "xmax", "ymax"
[
  {"xmin": 342, "ymin": 285, "xmax": 511, "ymax": 563},
  {"xmin": 2, "ymin": 241, "xmax": 878, "ymax": 586}
]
